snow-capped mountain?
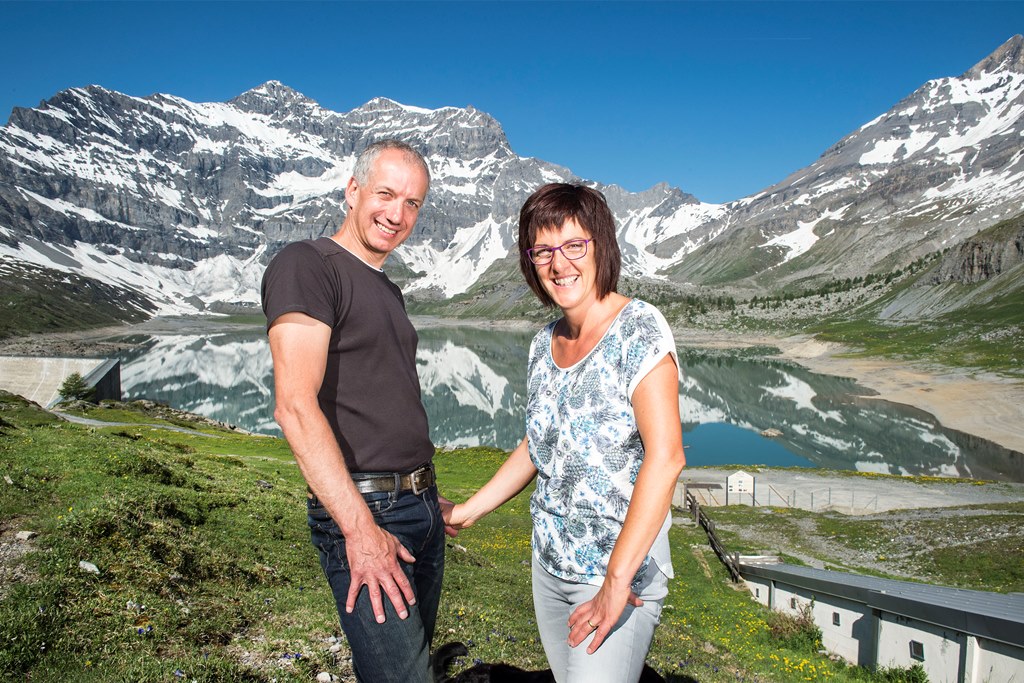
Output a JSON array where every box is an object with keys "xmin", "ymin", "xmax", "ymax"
[
  {"xmin": 1, "ymin": 36, "xmax": 1022, "ymax": 315},
  {"xmin": 0, "ymin": 80, "xmax": 717, "ymax": 313},
  {"xmin": 668, "ymin": 35, "xmax": 1024, "ymax": 287}
]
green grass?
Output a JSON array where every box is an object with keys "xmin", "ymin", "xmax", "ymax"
[
  {"xmin": 808, "ymin": 316, "xmax": 1024, "ymax": 376},
  {"xmin": 56, "ymin": 399, "xmax": 277, "ymax": 437},
  {"xmin": 0, "ymin": 259, "xmax": 152, "ymax": 339},
  {"xmin": 927, "ymin": 536, "xmax": 1024, "ymax": 592},
  {"xmin": 706, "ymin": 502, "xmax": 1024, "ymax": 593},
  {"xmin": 803, "ymin": 262, "xmax": 1024, "ymax": 376},
  {"xmin": 1, "ymin": 392, "xmax": 332, "ymax": 681},
  {"xmin": 210, "ymin": 313, "xmax": 268, "ymax": 326},
  {"xmin": 2, "ymin": 391, "xmax": 952, "ymax": 681}
]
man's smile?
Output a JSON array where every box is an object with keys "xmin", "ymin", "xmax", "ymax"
[{"xmin": 375, "ymin": 220, "xmax": 398, "ymax": 237}]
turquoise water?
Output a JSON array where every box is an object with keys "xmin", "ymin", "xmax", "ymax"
[
  {"xmin": 684, "ymin": 423, "xmax": 813, "ymax": 469},
  {"xmin": 113, "ymin": 323, "xmax": 1024, "ymax": 482}
]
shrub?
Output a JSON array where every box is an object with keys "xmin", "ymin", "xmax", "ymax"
[
  {"xmin": 877, "ymin": 663, "xmax": 929, "ymax": 682},
  {"xmin": 765, "ymin": 602, "xmax": 822, "ymax": 654},
  {"xmin": 58, "ymin": 372, "xmax": 95, "ymax": 402}
]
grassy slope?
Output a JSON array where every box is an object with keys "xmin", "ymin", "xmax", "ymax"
[
  {"xmin": 707, "ymin": 503, "xmax": 1024, "ymax": 593},
  {"xmin": 1, "ymin": 393, "xmax": 936, "ymax": 682},
  {"xmin": 0, "ymin": 259, "xmax": 154, "ymax": 340},
  {"xmin": 806, "ymin": 262, "xmax": 1024, "ymax": 375}
]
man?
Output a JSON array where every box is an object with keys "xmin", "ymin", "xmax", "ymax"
[{"xmin": 262, "ymin": 139, "xmax": 444, "ymax": 683}]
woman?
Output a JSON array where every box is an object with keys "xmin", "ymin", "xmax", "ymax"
[{"xmin": 442, "ymin": 183, "xmax": 685, "ymax": 683}]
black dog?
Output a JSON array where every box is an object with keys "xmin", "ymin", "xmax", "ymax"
[
  {"xmin": 432, "ymin": 642, "xmax": 553, "ymax": 682},
  {"xmin": 432, "ymin": 641, "xmax": 666, "ymax": 683}
]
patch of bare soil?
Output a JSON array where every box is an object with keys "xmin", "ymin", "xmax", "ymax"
[
  {"xmin": 0, "ymin": 517, "xmax": 38, "ymax": 599},
  {"xmin": 222, "ymin": 631, "xmax": 355, "ymax": 682}
]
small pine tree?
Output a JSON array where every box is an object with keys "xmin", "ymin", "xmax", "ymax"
[{"xmin": 59, "ymin": 372, "xmax": 95, "ymax": 402}]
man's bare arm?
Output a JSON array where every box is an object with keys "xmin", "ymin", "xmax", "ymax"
[{"xmin": 269, "ymin": 312, "xmax": 416, "ymax": 622}]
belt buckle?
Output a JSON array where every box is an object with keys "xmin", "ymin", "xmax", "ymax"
[
  {"xmin": 410, "ymin": 464, "xmax": 432, "ymax": 496},
  {"xmin": 411, "ymin": 470, "xmax": 425, "ymax": 495}
]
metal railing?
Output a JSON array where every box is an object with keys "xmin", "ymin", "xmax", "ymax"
[{"xmin": 687, "ymin": 483, "xmax": 880, "ymax": 514}]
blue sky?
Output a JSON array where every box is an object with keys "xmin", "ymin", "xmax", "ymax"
[{"xmin": 3, "ymin": 1, "xmax": 1021, "ymax": 203}]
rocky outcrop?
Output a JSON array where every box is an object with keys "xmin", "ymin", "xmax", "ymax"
[{"xmin": 932, "ymin": 217, "xmax": 1024, "ymax": 284}]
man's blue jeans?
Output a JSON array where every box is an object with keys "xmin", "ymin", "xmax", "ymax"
[{"xmin": 308, "ymin": 486, "xmax": 445, "ymax": 683}]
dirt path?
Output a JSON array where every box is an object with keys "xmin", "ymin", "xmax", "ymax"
[{"xmin": 679, "ymin": 467, "xmax": 1024, "ymax": 513}]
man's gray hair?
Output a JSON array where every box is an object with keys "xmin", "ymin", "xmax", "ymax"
[{"xmin": 352, "ymin": 139, "xmax": 431, "ymax": 187}]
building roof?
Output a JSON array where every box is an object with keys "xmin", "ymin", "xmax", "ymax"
[{"xmin": 741, "ymin": 561, "xmax": 1024, "ymax": 648}]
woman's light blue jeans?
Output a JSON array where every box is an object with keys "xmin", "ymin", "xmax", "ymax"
[{"xmin": 532, "ymin": 557, "xmax": 667, "ymax": 683}]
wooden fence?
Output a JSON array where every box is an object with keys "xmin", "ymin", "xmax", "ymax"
[{"xmin": 684, "ymin": 490, "xmax": 742, "ymax": 582}]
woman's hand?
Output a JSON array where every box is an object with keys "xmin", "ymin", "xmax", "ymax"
[
  {"xmin": 565, "ymin": 353, "xmax": 685, "ymax": 653},
  {"xmin": 439, "ymin": 495, "xmax": 476, "ymax": 535},
  {"xmin": 439, "ymin": 436, "xmax": 537, "ymax": 538},
  {"xmin": 567, "ymin": 580, "xmax": 644, "ymax": 654}
]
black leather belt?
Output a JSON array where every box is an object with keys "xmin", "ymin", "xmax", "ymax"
[
  {"xmin": 353, "ymin": 463, "xmax": 435, "ymax": 495},
  {"xmin": 307, "ymin": 463, "xmax": 435, "ymax": 499}
]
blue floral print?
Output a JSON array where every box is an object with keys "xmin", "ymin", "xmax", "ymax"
[{"xmin": 526, "ymin": 299, "xmax": 678, "ymax": 586}]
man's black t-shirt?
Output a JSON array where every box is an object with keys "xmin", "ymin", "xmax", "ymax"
[{"xmin": 261, "ymin": 237, "xmax": 434, "ymax": 474}]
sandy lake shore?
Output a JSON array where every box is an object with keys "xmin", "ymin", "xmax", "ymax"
[
  {"xmin": 673, "ymin": 329, "xmax": 1024, "ymax": 456},
  {"xmin": 2, "ymin": 318, "xmax": 1022, "ymax": 456}
]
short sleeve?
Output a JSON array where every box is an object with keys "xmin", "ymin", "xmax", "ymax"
[
  {"xmin": 261, "ymin": 241, "xmax": 338, "ymax": 330},
  {"xmin": 622, "ymin": 303, "xmax": 679, "ymax": 400}
]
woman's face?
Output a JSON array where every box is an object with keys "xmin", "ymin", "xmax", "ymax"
[{"xmin": 532, "ymin": 218, "xmax": 599, "ymax": 315}]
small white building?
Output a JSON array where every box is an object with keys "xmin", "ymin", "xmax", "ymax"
[
  {"xmin": 726, "ymin": 470, "xmax": 754, "ymax": 506},
  {"xmin": 741, "ymin": 562, "xmax": 1024, "ymax": 683}
]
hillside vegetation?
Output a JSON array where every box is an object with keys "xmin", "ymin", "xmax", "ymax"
[
  {"xmin": 0, "ymin": 259, "xmax": 152, "ymax": 340},
  {"xmin": 2, "ymin": 392, "xmax": 943, "ymax": 682}
]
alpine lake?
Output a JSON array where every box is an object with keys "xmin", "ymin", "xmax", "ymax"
[{"xmin": 110, "ymin": 320, "xmax": 1024, "ymax": 483}]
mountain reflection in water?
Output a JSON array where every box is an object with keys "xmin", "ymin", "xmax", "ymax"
[{"xmin": 114, "ymin": 325, "xmax": 1024, "ymax": 483}]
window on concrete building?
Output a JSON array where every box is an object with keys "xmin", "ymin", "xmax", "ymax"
[
  {"xmin": 790, "ymin": 597, "xmax": 797, "ymax": 609},
  {"xmin": 832, "ymin": 612, "xmax": 841, "ymax": 626},
  {"xmin": 755, "ymin": 588, "xmax": 760, "ymax": 598},
  {"xmin": 909, "ymin": 640, "xmax": 925, "ymax": 662}
]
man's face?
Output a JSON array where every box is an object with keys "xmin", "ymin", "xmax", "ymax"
[{"xmin": 343, "ymin": 148, "xmax": 429, "ymax": 268}]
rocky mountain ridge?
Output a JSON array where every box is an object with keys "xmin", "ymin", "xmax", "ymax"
[
  {"xmin": 931, "ymin": 214, "xmax": 1024, "ymax": 284},
  {"xmin": 0, "ymin": 36, "xmax": 1022, "ymax": 319},
  {"xmin": 666, "ymin": 34, "xmax": 1024, "ymax": 289}
]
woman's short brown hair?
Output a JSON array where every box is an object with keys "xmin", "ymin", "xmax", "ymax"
[{"xmin": 518, "ymin": 183, "xmax": 621, "ymax": 307}]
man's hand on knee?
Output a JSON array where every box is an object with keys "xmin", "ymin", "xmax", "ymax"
[{"xmin": 344, "ymin": 524, "xmax": 417, "ymax": 623}]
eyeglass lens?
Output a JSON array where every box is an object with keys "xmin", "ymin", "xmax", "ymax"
[{"xmin": 530, "ymin": 239, "xmax": 588, "ymax": 264}]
